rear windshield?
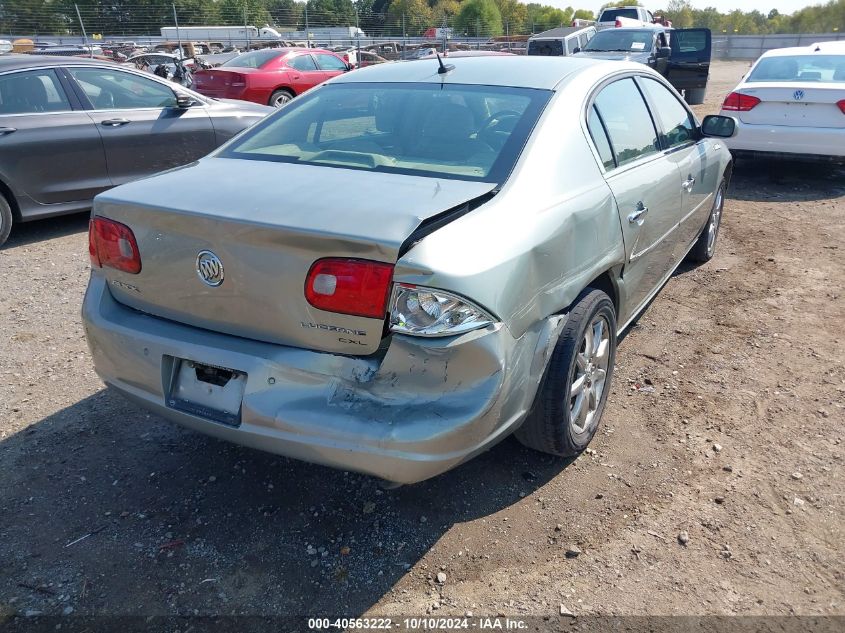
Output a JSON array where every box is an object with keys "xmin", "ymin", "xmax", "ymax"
[
  {"xmin": 222, "ymin": 49, "xmax": 282, "ymax": 68},
  {"xmin": 528, "ymin": 39, "xmax": 564, "ymax": 56},
  {"xmin": 583, "ymin": 29, "xmax": 653, "ymax": 52},
  {"xmin": 747, "ymin": 55, "xmax": 845, "ymax": 83},
  {"xmin": 599, "ymin": 8, "xmax": 638, "ymax": 21},
  {"xmin": 221, "ymin": 82, "xmax": 551, "ymax": 183}
]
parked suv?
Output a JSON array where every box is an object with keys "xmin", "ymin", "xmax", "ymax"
[
  {"xmin": 575, "ymin": 27, "xmax": 712, "ymax": 104},
  {"xmin": 596, "ymin": 5, "xmax": 655, "ymax": 30}
]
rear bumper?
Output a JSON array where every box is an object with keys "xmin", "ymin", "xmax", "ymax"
[
  {"xmin": 82, "ymin": 275, "xmax": 558, "ymax": 483},
  {"xmin": 724, "ymin": 118, "xmax": 845, "ymax": 158}
]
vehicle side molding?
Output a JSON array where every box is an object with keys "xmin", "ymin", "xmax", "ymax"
[{"xmin": 701, "ymin": 115, "xmax": 738, "ymax": 139}]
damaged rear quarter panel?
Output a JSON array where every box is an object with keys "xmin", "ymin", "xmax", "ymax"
[{"xmin": 394, "ymin": 79, "xmax": 626, "ymax": 338}]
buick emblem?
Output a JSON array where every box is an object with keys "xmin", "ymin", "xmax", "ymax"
[
  {"xmin": 196, "ymin": 250, "xmax": 224, "ymax": 287},
  {"xmin": 793, "ymin": 89, "xmax": 804, "ymax": 101}
]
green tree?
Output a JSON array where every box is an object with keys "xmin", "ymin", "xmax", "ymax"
[
  {"xmin": 525, "ymin": 3, "xmax": 574, "ymax": 32},
  {"xmin": 572, "ymin": 9, "xmax": 594, "ymax": 21},
  {"xmin": 387, "ymin": 0, "xmax": 433, "ymax": 35},
  {"xmin": 495, "ymin": 0, "xmax": 527, "ymax": 33},
  {"xmin": 455, "ymin": 0, "xmax": 503, "ymax": 36}
]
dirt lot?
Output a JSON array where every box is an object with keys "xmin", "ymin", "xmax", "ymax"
[{"xmin": 1, "ymin": 61, "xmax": 843, "ymax": 625}]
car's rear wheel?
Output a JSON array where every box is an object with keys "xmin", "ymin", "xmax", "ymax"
[
  {"xmin": 515, "ymin": 289, "xmax": 617, "ymax": 457},
  {"xmin": 688, "ymin": 180, "xmax": 725, "ymax": 263},
  {"xmin": 0, "ymin": 193, "xmax": 12, "ymax": 247},
  {"xmin": 269, "ymin": 89, "xmax": 294, "ymax": 107}
]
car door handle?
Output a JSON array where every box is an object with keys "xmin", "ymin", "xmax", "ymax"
[
  {"xmin": 0, "ymin": 127, "xmax": 16, "ymax": 135},
  {"xmin": 682, "ymin": 176, "xmax": 696, "ymax": 192},
  {"xmin": 292, "ymin": 74, "xmax": 301, "ymax": 79},
  {"xmin": 628, "ymin": 202, "xmax": 649, "ymax": 225},
  {"xmin": 101, "ymin": 118, "xmax": 130, "ymax": 127}
]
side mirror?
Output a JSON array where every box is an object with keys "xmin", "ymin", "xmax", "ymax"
[
  {"xmin": 174, "ymin": 93, "xmax": 193, "ymax": 109},
  {"xmin": 346, "ymin": 62, "xmax": 354, "ymax": 71},
  {"xmin": 701, "ymin": 115, "xmax": 737, "ymax": 138},
  {"xmin": 573, "ymin": 46, "xmax": 581, "ymax": 54},
  {"xmin": 656, "ymin": 46, "xmax": 671, "ymax": 59}
]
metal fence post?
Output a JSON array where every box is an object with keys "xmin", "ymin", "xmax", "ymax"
[
  {"xmin": 172, "ymin": 3, "xmax": 182, "ymax": 61},
  {"xmin": 74, "ymin": 4, "xmax": 92, "ymax": 58}
]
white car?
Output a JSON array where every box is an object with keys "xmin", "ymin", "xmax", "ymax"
[{"xmin": 719, "ymin": 41, "xmax": 845, "ymax": 161}]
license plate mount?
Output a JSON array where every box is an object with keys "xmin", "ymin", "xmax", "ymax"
[{"xmin": 167, "ymin": 358, "xmax": 246, "ymax": 427}]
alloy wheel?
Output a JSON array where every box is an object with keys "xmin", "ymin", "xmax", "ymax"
[
  {"xmin": 569, "ymin": 315, "xmax": 610, "ymax": 434},
  {"xmin": 706, "ymin": 187, "xmax": 724, "ymax": 257}
]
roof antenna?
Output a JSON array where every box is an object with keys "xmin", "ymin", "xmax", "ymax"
[{"xmin": 436, "ymin": 52, "xmax": 454, "ymax": 75}]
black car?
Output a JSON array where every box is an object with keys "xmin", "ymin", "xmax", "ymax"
[
  {"xmin": 574, "ymin": 27, "xmax": 712, "ymax": 105},
  {"xmin": 0, "ymin": 55, "xmax": 272, "ymax": 246}
]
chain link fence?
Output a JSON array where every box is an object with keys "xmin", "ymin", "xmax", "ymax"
[{"xmin": 0, "ymin": 2, "xmax": 585, "ymax": 55}]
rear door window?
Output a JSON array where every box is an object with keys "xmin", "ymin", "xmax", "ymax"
[
  {"xmin": 639, "ymin": 77, "xmax": 697, "ymax": 149},
  {"xmin": 592, "ymin": 78, "xmax": 659, "ymax": 167},
  {"xmin": 288, "ymin": 54, "xmax": 318, "ymax": 71},
  {"xmin": 314, "ymin": 53, "xmax": 348, "ymax": 71},
  {"xmin": 0, "ymin": 69, "xmax": 72, "ymax": 114}
]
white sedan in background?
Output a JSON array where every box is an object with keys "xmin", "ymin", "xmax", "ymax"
[{"xmin": 720, "ymin": 40, "xmax": 845, "ymax": 161}]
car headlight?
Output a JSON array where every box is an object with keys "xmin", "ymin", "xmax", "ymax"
[{"xmin": 389, "ymin": 284, "xmax": 495, "ymax": 337}]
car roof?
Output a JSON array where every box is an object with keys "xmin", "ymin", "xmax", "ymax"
[
  {"xmin": 761, "ymin": 41, "xmax": 845, "ymax": 58},
  {"xmin": 333, "ymin": 55, "xmax": 617, "ymax": 90},
  {"xmin": 0, "ymin": 54, "xmax": 117, "ymax": 72}
]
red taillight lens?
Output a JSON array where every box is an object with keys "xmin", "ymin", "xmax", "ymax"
[
  {"xmin": 837, "ymin": 99, "xmax": 845, "ymax": 114},
  {"xmin": 615, "ymin": 18, "xmax": 622, "ymax": 27},
  {"xmin": 305, "ymin": 258, "xmax": 393, "ymax": 319},
  {"xmin": 88, "ymin": 217, "xmax": 141, "ymax": 274},
  {"xmin": 227, "ymin": 72, "xmax": 246, "ymax": 87},
  {"xmin": 722, "ymin": 91, "xmax": 761, "ymax": 112}
]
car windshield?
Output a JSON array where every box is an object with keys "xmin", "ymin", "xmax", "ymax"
[
  {"xmin": 583, "ymin": 30, "xmax": 653, "ymax": 52},
  {"xmin": 746, "ymin": 55, "xmax": 845, "ymax": 82},
  {"xmin": 222, "ymin": 49, "xmax": 281, "ymax": 68},
  {"xmin": 221, "ymin": 82, "xmax": 552, "ymax": 183}
]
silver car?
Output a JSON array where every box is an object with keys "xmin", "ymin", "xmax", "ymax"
[
  {"xmin": 0, "ymin": 55, "xmax": 271, "ymax": 246},
  {"xmin": 82, "ymin": 57, "xmax": 736, "ymax": 484}
]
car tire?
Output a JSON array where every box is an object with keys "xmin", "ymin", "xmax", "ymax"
[
  {"xmin": 685, "ymin": 87, "xmax": 706, "ymax": 105},
  {"xmin": 687, "ymin": 180, "xmax": 725, "ymax": 263},
  {"xmin": 515, "ymin": 289, "xmax": 617, "ymax": 457},
  {"xmin": 0, "ymin": 193, "xmax": 12, "ymax": 247},
  {"xmin": 269, "ymin": 89, "xmax": 294, "ymax": 107}
]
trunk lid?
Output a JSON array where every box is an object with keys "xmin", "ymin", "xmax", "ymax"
[
  {"xmin": 93, "ymin": 158, "xmax": 496, "ymax": 355},
  {"xmin": 736, "ymin": 83, "xmax": 845, "ymax": 128}
]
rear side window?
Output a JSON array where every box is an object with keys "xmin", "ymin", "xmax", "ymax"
[
  {"xmin": 593, "ymin": 78, "xmax": 659, "ymax": 167},
  {"xmin": 0, "ymin": 69, "xmax": 71, "ymax": 114},
  {"xmin": 639, "ymin": 78, "xmax": 697, "ymax": 149},
  {"xmin": 314, "ymin": 53, "xmax": 348, "ymax": 71},
  {"xmin": 288, "ymin": 54, "xmax": 317, "ymax": 71},
  {"xmin": 587, "ymin": 106, "xmax": 615, "ymax": 170}
]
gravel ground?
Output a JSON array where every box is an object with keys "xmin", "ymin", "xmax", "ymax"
[{"xmin": 0, "ymin": 61, "xmax": 843, "ymax": 623}]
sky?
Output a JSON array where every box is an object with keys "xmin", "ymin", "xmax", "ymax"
[{"xmin": 547, "ymin": 0, "xmax": 826, "ymax": 16}]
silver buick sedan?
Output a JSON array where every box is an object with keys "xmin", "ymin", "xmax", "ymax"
[{"xmin": 83, "ymin": 56, "xmax": 736, "ymax": 484}]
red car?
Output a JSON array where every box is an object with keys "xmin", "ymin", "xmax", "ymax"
[{"xmin": 193, "ymin": 48, "xmax": 351, "ymax": 107}]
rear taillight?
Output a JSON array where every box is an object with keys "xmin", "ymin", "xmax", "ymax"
[
  {"xmin": 228, "ymin": 72, "xmax": 246, "ymax": 87},
  {"xmin": 837, "ymin": 99, "xmax": 845, "ymax": 114},
  {"xmin": 89, "ymin": 217, "xmax": 141, "ymax": 274},
  {"xmin": 722, "ymin": 92, "xmax": 761, "ymax": 112},
  {"xmin": 615, "ymin": 19, "xmax": 622, "ymax": 27},
  {"xmin": 305, "ymin": 258, "xmax": 393, "ymax": 319}
]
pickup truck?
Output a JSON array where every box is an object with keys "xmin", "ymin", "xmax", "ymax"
[
  {"xmin": 573, "ymin": 26, "xmax": 712, "ymax": 105},
  {"xmin": 596, "ymin": 6, "xmax": 655, "ymax": 30}
]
